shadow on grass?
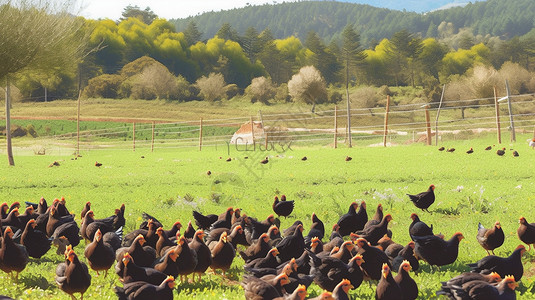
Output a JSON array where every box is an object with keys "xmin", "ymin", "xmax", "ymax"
[{"xmin": 20, "ymin": 273, "xmax": 56, "ymax": 290}]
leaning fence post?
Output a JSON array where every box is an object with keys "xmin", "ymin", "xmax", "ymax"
[
  {"xmin": 132, "ymin": 122, "xmax": 136, "ymax": 151},
  {"xmin": 151, "ymin": 121, "xmax": 155, "ymax": 152},
  {"xmin": 334, "ymin": 105, "xmax": 338, "ymax": 149},
  {"xmin": 505, "ymin": 79, "xmax": 516, "ymax": 142},
  {"xmin": 424, "ymin": 105, "xmax": 431, "ymax": 146},
  {"xmin": 434, "ymin": 84, "xmax": 445, "ymax": 146},
  {"xmin": 199, "ymin": 117, "xmax": 203, "ymax": 151},
  {"xmin": 383, "ymin": 95, "xmax": 390, "ymax": 147},
  {"xmin": 494, "ymin": 86, "xmax": 501, "ymax": 144},
  {"xmin": 250, "ymin": 116, "xmax": 255, "ymax": 151}
]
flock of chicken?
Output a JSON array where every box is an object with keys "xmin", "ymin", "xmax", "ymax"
[
  {"xmin": 0, "ymin": 181, "xmax": 533, "ymax": 299},
  {"xmin": 438, "ymin": 145, "xmax": 520, "ymax": 157}
]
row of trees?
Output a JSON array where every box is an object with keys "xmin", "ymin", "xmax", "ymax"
[{"xmin": 11, "ymin": 14, "xmax": 535, "ymax": 103}]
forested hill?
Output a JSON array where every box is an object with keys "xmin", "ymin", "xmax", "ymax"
[{"xmin": 170, "ymin": 0, "xmax": 535, "ymax": 45}]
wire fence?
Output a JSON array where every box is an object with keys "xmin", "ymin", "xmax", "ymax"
[{"xmin": 1, "ymin": 92, "xmax": 535, "ymax": 156}]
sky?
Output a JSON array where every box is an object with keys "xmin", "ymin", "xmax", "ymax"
[{"xmin": 78, "ymin": 0, "xmax": 290, "ymax": 21}]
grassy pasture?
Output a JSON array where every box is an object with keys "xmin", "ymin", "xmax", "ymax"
[{"xmin": 1, "ymin": 133, "xmax": 535, "ymax": 299}]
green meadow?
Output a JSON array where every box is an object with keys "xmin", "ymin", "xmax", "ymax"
[{"xmin": 1, "ymin": 131, "xmax": 535, "ymax": 299}]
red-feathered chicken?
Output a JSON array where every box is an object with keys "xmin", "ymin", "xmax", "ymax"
[
  {"xmin": 84, "ymin": 229, "xmax": 115, "ymax": 276},
  {"xmin": 154, "ymin": 246, "xmax": 180, "ymax": 278},
  {"xmin": 209, "ymin": 231, "xmax": 236, "ymax": 276},
  {"xmin": 443, "ymin": 275, "xmax": 517, "ymax": 300},
  {"xmin": 437, "ymin": 271, "xmax": 501, "ymax": 298},
  {"xmin": 394, "ymin": 261, "xmax": 418, "ymax": 300},
  {"xmin": 55, "ymin": 249, "xmax": 91, "ymax": 300},
  {"xmin": 240, "ymin": 233, "xmax": 271, "ymax": 263},
  {"xmin": 115, "ymin": 252, "xmax": 167, "ymax": 285},
  {"xmin": 477, "ymin": 221, "xmax": 504, "ymax": 255},
  {"xmin": 407, "ymin": 185, "xmax": 435, "ymax": 212},
  {"xmin": 114, "ymin": 275, "xmax": 175, "ymax": 300},
  {"xmin": 189, "ymin": 230, "xmax": 212, "ymax": 282},
  {"xmin": 20, "ymin": 219, "xmax": 51, "ymax": 259},
  {"xmin": 375, "ymin": 263, "xmax": 402, "ymax": 300},
  {"xmin": 353, "ymin": 214, "xmax": 393, "ymax": 246},
  {"xmin": 332, "ymin": 278, "xmax": 353, "ymax": 300},
  {"xmin": 116, "ymin": 234, "xmax": 156, "ymax": 268},
  {"xmin": 0, "ymin": 226, "xmax": 29, "ymax": 282}
]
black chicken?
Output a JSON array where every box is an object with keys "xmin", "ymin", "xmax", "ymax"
[{"xmin": 407, "ymin": 185, "xmax": 435, "ymax": 212}]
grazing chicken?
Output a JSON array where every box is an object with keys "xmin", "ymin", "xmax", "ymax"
[
  {"xmin": 115, "ymin": 252, "xmax": 167, "ymax": 285},
  {"xmin": 305, "ymin": 213, "xmax": 325, "ymax": 247},
  {"xmin": 354, "ymin": 238, "xmax": 391, "ymax": 281},
  {"xmin": 330, "ymin": 241, "xmax": 355, "ymax": 264},
  {"xmin": 468, "ymin": 244, "xmax": 526, "ymax": 281},
  {"xmin": 272, "ymin": 195, "xmax": 294, "ymax": 218},
  {"xmin": 20, "ymin": 219, "xmax": 51, "ymax": 259},
  {"xmin": 210, "ymin": 207, "xmax": 234, "ymax": 230},
  {"xmin": 206, "ymin": 170, "xmax": 211, "ymax": 176},
  {"xmin": 477, "ymin": 221, "xmax": 505, "ymax": 255},
  {"xmin": 437, "ymin": 271, "xmax": 502, "ymax": 298},
  {"xmin": 409, "ymin": 213, "xmax": 434, "ymax": 239},
  {"xmin": 0, "ymin": 227, "xmax": 29, "ymax": 282},
  {"xmin": 240, "ymin": 233, "xmax": 271, "ymax": 263},
  {"xmin": 496, "ymin": 147, "xmax": 506, "ymax": 156},
  {"xmin": 407, "ymin": 185, "xmax": 435, "ymax": 212},
  {"xmin": 332, "ymin": 278, "xmax": 353, "ymax": 300},
  {"xmin": 84, "ymin": 229, "xmax": 115, "ymax": 276},
  {"xmin": 391, "ymin": 241, "xmax": 419, "ymax": 273},
  {"xmin": 446, "ymin": 148, "xmax": 455, "ymax": 152},
  {"xmin": 245, "ymin": 247, "xmax": 280, "ymax": 270},
  {"xmin": 517, "ymin": 216, "xmax": 535, "ymax": 250},
  {"xmin": 345, "ymin": 156, "xmax": 352, "ymax": 161},
  {"xmin": 154, "ymin": 247, "xmax": 180, "ymax": 278},
  {"xmin": 413, "ymin": 232, "xmax": 464, "ymax": 267},
  {"xmin": 353, "ymin": 214, "xmax": 393, "ymax": 246},
  {"xmin": 336, "ymin": 202, "xmax": 360, "ymax": 236},
  {"xmin": 375, "ymin": 264, "xmax": 402, "ymax": 300},
  {"xmin": 192, "ymin": 210, "xmax": 218, "ymax": 230},
  {"xmin": 155, "ymin": 227, "xmax": 176, "ymax": 258},
  {"xmin": 189, "ymin": 230, "xmax": 212, "ymax": 282},
  {"xmin": 394, "ymin": 261, "xmax": 418, "ymax": 300},
  {"xmin": 95, "ymin": 161, "xmax": 102, "ymax": 167},
  {"xmin": 115, "ymin": 275, "xmax": 175, "ymax": 300},
  {"xmin": 364, "ymin": 203, "xmax": 383, "ymax": 230},
  {"xmin": 260, "ymin": 156, "xmax": 269, "ymax": 164},
  {"xmin": 308, "ymin": 250, "xmax": 361, "ymax": 292},
  {"xmin": 512, "ymin": 150, "xmax": 519, "ymax": 157},
  {"xmin": 438, "ymin": 147, "xmax": 445, "ymax": 151},
  {"xmin": 56, "ymin": 249, "xmax": 91, "ymax": 300},
  {"xmin": 241, "ymin": 273, "xmax": 290, "ymax": 299},
  {"xmin": 466, "ymin": 147, "xmax": 474, "ymax": 154},
  {"xmin": 122, "ymin": 219, "xmax": 157, "ymax": 248},
  {"xmin": 284, "ymin": 221, "xmax": 304, "ymax": 237},
  {"xmin": 209, "ymin": 231, "xmax": 236, "ymax": 276},
  {"xmin": 276, "ymin": 223, "xmax": 305, "ymax": 263},
  {"xmin": 116, "ymin": 234, "xmax": 156, "ymax": 268},
  {"xmin": 301, "ymin": 156, "xmax": 307, "ymax": 161},
  {"xmin": 175, "ymin": 236, "xmax": 197, "ymax": 282},
  {"xmin": 440, "ymin": 275, "xmax": 517, "ymax": 300}
]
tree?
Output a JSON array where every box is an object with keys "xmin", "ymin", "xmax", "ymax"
[
  {"xmin": 246, "ymin": 76, "xmax": 275, "ymax": 104},
  {"xmin": 183, "ymin": 21, "xmax": 203, "ymax": 46},
  {"xmin": 241, "ymin": 27, "xmax": 261, "ymax": 63},
  {"xmin": 120, "ymin": 5, "xmax": 157, "ymax": 25},
  {"xmin": 340, "ymin": 25, "xmax": 366, "ymax": 147},
  {"xmin": 0, "ymin": 0, "xmax": 87, "ymax": 165},
  {"xmin": 386, "ymin": 29, "xmax": 423, "ymax": 87},
  {"xmin": 216, "ymin": 23, "xmax": 239, "ymax": 42},
  {"xmin": 195, "ymin": 72, "xmax": 228, "ymax": 102},
  {"xmin": 287, "ymin": 66, "xmax": 327, "ymax": 113},
  {"xmin": 304, "ymin": 31, "xmax": 340, "ymax": 85}
]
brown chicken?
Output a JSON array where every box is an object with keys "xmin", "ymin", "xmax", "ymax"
[
  {"xmin": 116, "ymin": 234, "xmax": 156, "ymax": 268},
  {"xmin": 189, "ymin": 230, "xmax": 212, "ymax": 282},
  {"xmin": 84, "ymin": 229, "xmax": 115, "ymax": 276},
  {"xmin": 375, "ymin": 263, "xmax": 402, "ymax": 300},
  {"xmin": 0, "ymin": 226, "xmax": 29, "ymax": 282},
  {"xmin": 332, "ymin": 278, "xmax": 353, "ymax": 300},
  {"xmin": 394, "ymin": 261, "xmax": 418, "ymax": 300},
  {"xmin": 154, "ymin": 246, "xmax": 180, "ymax": 278},
  {"xmin": 115, "ymin": 252, "xmax": 167, "ymax": 285},
  {"xmin": 517, "ymin": 216, "xmax": 535, "ymax": 250},
  {"xmin": 273, "ymin": 195, "xmax": 294, "ymax": 218},
  {"xmin": 240, "ymin": 233, "xmax": 271, "ymax": 263},
  {"xmin": 56, "ymin": 249, "xmax": 91, "ymax": 300},
  {"xmin": 175, "ymin": 236, "xmax": 198, "ymax": 282},
  {"xmin": 477, "ymin": 221, "xmax": 504, "ymax": 255},
  {"xmin": 468, "ymin": 244, "xmax": 526, "ymax": 281},
  {"xmin": 209, "ymin": 231, "xmax": 236, "ymax": 276},
  {"xmin": 413, "ymin": 232, "xmax": 464, "ymax": 267},
  {"xmin": 353, "ymin": 214, "xmax": 393, "ymax": 246},
  {"xmin": 407, "ymin": 185, "xmax": 435, "ymax": 212},
  {"xmin": 354, "ymin": 238, "xmax": 391, "ymax": 281},
  {"xmin": 114, "ymin": 275, "xmax": 175, "ymax": 300},
  {"xmin": 20, "ymin": 219, "xmax": 51, "ymax": 259},
  {"xmin": 438, "ymin": 271, "xmax": 501, "ymax": 298},
  {"xmin": 241, "ymin": 273, "xmax": 290, "ymax": 299}
]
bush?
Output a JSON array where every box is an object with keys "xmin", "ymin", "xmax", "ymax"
[
  {"xmin": 246, "ymin": 76, "xmax": 275, "ymax": 104},
  {"xmin": 288, "ymin": 66, "xmax": 328, "ymax": 111},
  {"xmin": 84, "ymin": 74, "xmax": 123, "ymax": 98},
  {"xmin": 195, "ymin": 73, "xmax": 227, "ymax": 102}
]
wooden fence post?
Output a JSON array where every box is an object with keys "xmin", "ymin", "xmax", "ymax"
[
  {"xmin": 505, "ymin": 79, "xmax": 516, "ymax": 142},
  {"xmin": 424, "ymin": 105, "xmax": 431, "ymax": 146},
  {"xmin": 151, "ymin": 121, "xmax": 155, "ymax": 152},
  {"xmin": 76, "ymin": 89, "xmax": 81, "ymax": 156},
  {"xmin": 250, "ymin": 116, "xmax": 255, "ymax": 151},
  {"xmin": 494, "ymin": 86, "xmax": 501, "ymax": 144},
  {"xmin": 199, "ymin": 118, "xmax": 203, "ymax": 151},
  {"xmin": 434, "ymin": 85, "xmax": 445, "ymax": 146},
  {"xmin": 334, "ymin": 105, "xmax": 338, "ymax": 149},
  {"xmin": 132, "ymin": 122, "xmax": 136, "ymax": 151},
  {"xmin": 383, "ymin": 95, "xmax": 390, "ymax": 147}
]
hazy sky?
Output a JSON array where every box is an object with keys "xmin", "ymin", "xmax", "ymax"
[{"xmin": 79, "ymin": 0, "xmax": 292, "ymax": 21}]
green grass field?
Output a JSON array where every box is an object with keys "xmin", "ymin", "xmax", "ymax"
[{"xmin": 1, "ymin": 132, "xmax": 535, "ymax": 299}]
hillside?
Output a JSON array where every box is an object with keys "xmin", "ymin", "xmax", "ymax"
[{"xmin": 170, "ymin": 0, "xmax": 534, "ymax": 45}]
